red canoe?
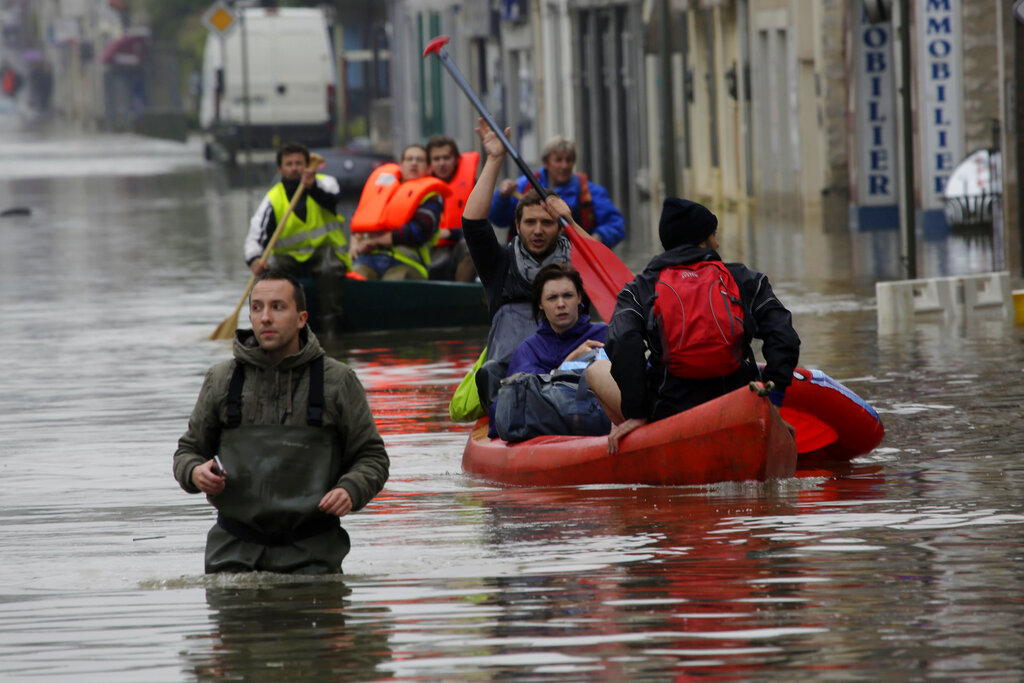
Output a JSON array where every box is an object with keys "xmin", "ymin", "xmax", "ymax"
[{"xmin": 463, "ymin": 384, "xmax": 797, "ymax": 486}]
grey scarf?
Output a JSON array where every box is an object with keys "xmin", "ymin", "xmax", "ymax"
[{"xmin": 512, "ymin": 233, "xmax": 572, "ymax": 284}]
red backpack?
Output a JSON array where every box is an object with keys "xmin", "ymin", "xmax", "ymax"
[{"xmin": 652, "ymin": 261, "xmax": 745, "ymax": 378}]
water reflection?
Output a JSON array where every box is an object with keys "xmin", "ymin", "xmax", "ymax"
[
  {"xmin": 373, "ymin": 479, "xmax": 887, "ymax": 679},
  {"xmin": 358, "ymin": 464, "xmax": 1024, "ymax": 680},
  {"xmin": 331, "ymin": 330, "xmax": 487, "ymax": 437},
  {"xmin": 183, "ymin": 580, "xmax": 391, "ymax": 682}
]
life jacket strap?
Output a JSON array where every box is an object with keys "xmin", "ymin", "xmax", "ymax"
[
  {"xmin": 225, "ymin": 356, "xmax": 326, "ymax": 428},
  {"xmin": 307, "ymin": 356, "xmax": 324, "ymax": 426},
  {"xmin": 226, "ymin": 361, "xmax": 245, "ymax": 428}
]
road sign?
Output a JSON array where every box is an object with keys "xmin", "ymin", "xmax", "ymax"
[{"xmin": 202, "ymin": 1, "xmax": 238, "ymax": 36}]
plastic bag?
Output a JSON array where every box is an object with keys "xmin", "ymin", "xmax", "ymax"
[{"xmin": 449, "ymin": 347, "xmax": 488, "ymax": 422}]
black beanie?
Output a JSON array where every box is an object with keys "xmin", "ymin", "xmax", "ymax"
[{"xmin": 658, "ymin": 197, "xmax": 718, "ymax": 250}]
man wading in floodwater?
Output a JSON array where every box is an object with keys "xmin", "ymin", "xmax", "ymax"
[{"xmin": 173, "ymin": 270, "xmax": 389, "ymax": 574}]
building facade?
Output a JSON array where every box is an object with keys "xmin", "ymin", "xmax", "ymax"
[
  {"xmin": 7, "ymin": 0, "xmax": 1016, "ymax": 275},
  {"xmin": 382, "ymin": 0, "xmax": 1020, "ymax": 277}
]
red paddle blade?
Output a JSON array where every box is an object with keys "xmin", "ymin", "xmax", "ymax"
[
  {"xmin": 423, "ymin": 35, "xmax": 450, "ymax": 57},
  {"xmin": 779, "ymin": 407, "xmax": 840, "ymax": 454},
  {"xmin": 565, "ymin": 228, "xmax": 634, "ymax": 321}
]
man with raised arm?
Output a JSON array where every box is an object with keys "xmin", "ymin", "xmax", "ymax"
[{"xmin": 461, "ymin": 119, "xmax": 591, "ymax": 408}]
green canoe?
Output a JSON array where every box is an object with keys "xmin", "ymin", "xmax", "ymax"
[{"xmin": 304, "ymin": 277, "xmax": 490, "ymax": 333}]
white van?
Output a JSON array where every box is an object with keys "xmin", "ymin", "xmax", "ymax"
[{"xmin": 199, "ymin": 7, "xmax": 337, "ymax": 160}]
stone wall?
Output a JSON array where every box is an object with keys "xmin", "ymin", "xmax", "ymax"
[
  {"xmin": 819, "ymin": 0, "xmax": 851, "ymax": 228},
  {"xmin": 960, "ymin": 0, "xmax": 1000, "ymax": 153}
]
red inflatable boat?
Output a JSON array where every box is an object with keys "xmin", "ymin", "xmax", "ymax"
[
  {"xmin": 463, "ymin": 383, "xmax": 797, "ymax": 486},
  {"xmin": 780, "ymin": 367, "xmax": 886, "ymax": 463},
  {"xmin": 462, "ymin": 368, "xmax": 884, "ymax": 486}
]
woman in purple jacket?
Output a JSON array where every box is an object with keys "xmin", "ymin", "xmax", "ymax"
[
  {"xmin": 489, "ymin": 263, "xmax": 608, "ymax": 438},
  {"xmin": 506, "ymin": 263, "xmax": 607, "ymax": 376}
]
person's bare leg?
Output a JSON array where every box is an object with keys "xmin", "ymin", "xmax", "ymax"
[
  {"xmin": 586, "ymin": 359, "xmax": 624, "ymax": 425},
  {"xmin": 383, "ymin": 264, "xmax": 424, "ymax": 280},
  {"xmin": 353, "ymin": 263, "xmax": 380, "ymax": 280},
  {"xmin": 455, "ymin": 252, "xmax": 477, "ymax": 282}
]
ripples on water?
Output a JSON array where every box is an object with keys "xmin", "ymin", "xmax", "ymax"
[{"xmin": 1, "ymin": 132, "xmax": 1023, "ymax": 680}]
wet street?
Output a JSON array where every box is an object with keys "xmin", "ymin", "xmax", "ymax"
[{"xmin": 1, "ymin": 127, "xmax": 1023, "ymax": 681}]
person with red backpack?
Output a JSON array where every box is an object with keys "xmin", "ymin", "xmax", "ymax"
[{"xmin": 586, "ymin": 197, "xmax": 801, "ymax": 454}]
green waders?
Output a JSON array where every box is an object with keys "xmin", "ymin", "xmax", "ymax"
[{"xmin": 205, "ymin": 357, "xmax": 350, "ymax": 574}]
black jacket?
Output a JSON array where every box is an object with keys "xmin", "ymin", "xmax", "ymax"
[
  {"xmin": 606, "ymin": 244, "xmax": 800, "ymax": 421},
  {"xmin": 462, "ymin": 216, "xmax": 532, "ymax": 320}
]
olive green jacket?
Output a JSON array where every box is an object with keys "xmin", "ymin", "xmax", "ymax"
[{"xmin": 173, "ymin": 328, "xmax": 389, "ymax": 512}]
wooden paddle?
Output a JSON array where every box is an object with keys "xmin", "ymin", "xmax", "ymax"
[
  {"xmin": 209, "ymin": 153, "xmax": 325, "ymax": 341},
  {"xmin": 423, "ymin": 35, "xmax": 634, "ymax": 321}
]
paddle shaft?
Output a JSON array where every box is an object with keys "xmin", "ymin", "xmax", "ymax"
[
  {"xmin": 246, "ymin": 181, "xmax": 303, "ymax": 272},
  {"xmin": 430, "ymin": 46, "xmax": 569, "ymax": 229},
  {"xmin": 259, "ymin": 181, "xmax": 307, "ymax": 260}
]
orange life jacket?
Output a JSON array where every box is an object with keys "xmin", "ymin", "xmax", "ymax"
[
  {"xmin": 438, "ymin": 151, "xmax": 479, "ymax": 231},
  {"xmin": 350, "ymin": 163, "xmax": 452, "ymax": 233}
]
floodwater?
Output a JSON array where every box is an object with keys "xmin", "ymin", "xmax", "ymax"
[{"xmin": 1, "ymin": 127, "xmax": 1023, "ymax": 682}]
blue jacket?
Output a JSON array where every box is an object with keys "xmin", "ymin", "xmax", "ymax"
[
  {"xmin": 488, "ymin": 169, "xmax": 626, "ymax": 247},
  {"xmin": 506, "ymin": 314, "xmax": 608, "ymax": 376}
]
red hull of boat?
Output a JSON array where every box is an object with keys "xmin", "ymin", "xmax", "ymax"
[
  {"xmin": 782, "ymin": 367, "xmax": 886, "ymax": 463},
  {"xmin": 463, "ymin": 385, "xmax": 797, "ymax": 486}
]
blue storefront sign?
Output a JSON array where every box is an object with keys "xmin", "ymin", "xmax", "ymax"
[
  {"xmin": 917, "ymin": 0, "xmax": 963, "ymax": 238},
  {"xmin": 853, "ymin": 6, "xmax": 898, "ymax": 231}
]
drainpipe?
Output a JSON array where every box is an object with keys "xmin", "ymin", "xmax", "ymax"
[
  {"xmin": 240, "ymin": 5, "xmax": 252, "ymax": 199},
  {"xmin": 896, "ymin": 0, "xmax": 917, "ymax": 278},
  {"xmin": 533, "ymin": 0, "xmax": 545, "ymax": 143},
  {"xmin": 659, "ymin": 0, "xmax": 676, "ymax": 196},
  {"xmin": 991, "ymin": 118, "xmax": 1005, "ymax": 271}
]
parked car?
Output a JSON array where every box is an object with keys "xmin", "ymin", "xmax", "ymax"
[{"xmin": 312, "ymin": 144, "xmax": 393, "ymax": 195}]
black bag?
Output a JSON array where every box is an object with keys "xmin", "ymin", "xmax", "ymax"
[{"xmin": 494, "ymin": 368, "xmax": 611, "ymax": 443}]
